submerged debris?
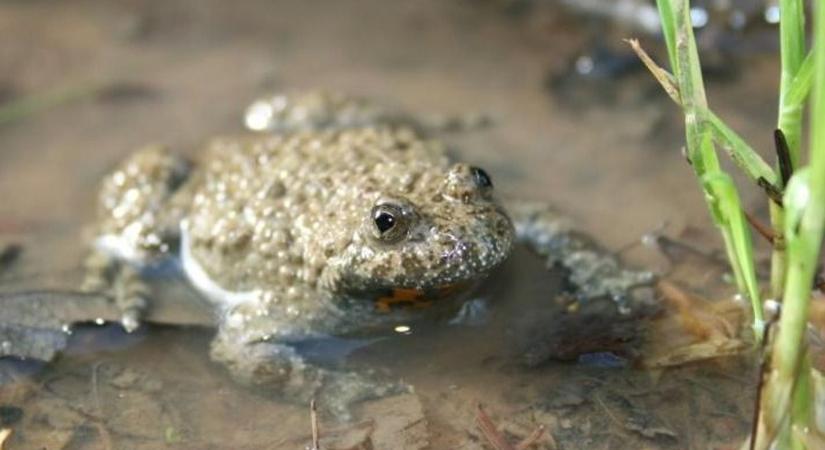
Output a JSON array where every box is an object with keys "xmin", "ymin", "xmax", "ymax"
[
  {"xmin": 289, "ymin": 395, "xmax": 428, "ymax": 450},
  {"xmin": 594, "ymin": 393, "xmax": 678, "ymax": 442},
  {"xmin": 0, "ymin": 283, "xmax": 215, "ymax": 363},
  {"xmin": 510, "ymin": 202, "xmax": 656, "ymax": 309},
  {"xmin": 7, "ymin": 362, "xmax": 181, "ymax": 449},
  {"xmin": 622, "ymin": 411, "xmax": 678, "ymax": 440},
  {"xmin": 309, "ymin": 399, "xmax": 320, "ymax": 450},
  {"xmin": 0, "ymin": 290, "xmax": 118, "ymax": 361},
  {"xmin": 505, "ymin": 203, "xmax": 658, "ymax": 366},
  {"xmin": 515, "ymin": 291, "xmax": 651, "ymax": 366},
  {"xmin": 641, "ymin": 281, "xmax": 748, "ymax": 368},
  {"xmin": 475, "ymin": 403, "xmax": 549, "ymax": 450}
]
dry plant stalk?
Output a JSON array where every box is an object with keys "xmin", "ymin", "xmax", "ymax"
[{"xmin": 475, "ymin": 403, "xmax": 548, "ymax": 450}]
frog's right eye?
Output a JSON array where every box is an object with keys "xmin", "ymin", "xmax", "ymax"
[
  {"xmin": 470, "ymin": 166, "xmax": 493, "ymax": 189},
  {"xmin": 371, "ymin": 203, "xmax": 408, "ymax": 243}
]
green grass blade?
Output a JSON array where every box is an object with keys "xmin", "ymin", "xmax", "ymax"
[
  {"xmin": 760, "ymin": 169, "xmax": 818, "ymax": 449},
  {"xmin": 0, "ymin": 82, "xmax": 101, "ymax": 127},
  {"xmin": 778, "ymin": 0, "xmax": 806, "ymax": 166},
  {"xmin": 761, "ymin": 3, "xmax": 825, "ymax": 445},
  {"xmin": 785, "ymin": 51, "xmax": 814, "ymax": 114},
  {"xmin": 769, "ymin": 0, "xmax": 807, "ymax": 302},
  {"xmin": 628, "ymin": 39, "xmax": 777, "ymax": 187},
  {"xmin": 673, "ymin": 0, "xmax": 762, "ymax": 328},
  {"xmin": 646, "ymin": 0, "xmax": 765, "ymax": 334},
  {"xmin": 671, "ymin": 0, "xmax": 718, "ymax": 177},
  {"xmin": 655, "ymin": 0, "xmax": 678, "ymax": 71},
  {"xmin": 705, "ymin": 109, "xmax": 779, "ymax": 186},
  {"xmin": 702, "ymin": 171, "xmax": 764, "ymax": 335},
  {"xmin": 772, "ymin": 0, "xmax": 825, "ymax": 383}
]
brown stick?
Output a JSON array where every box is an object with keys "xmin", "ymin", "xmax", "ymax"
[
  {"xmin": 475, "ymin": 403, "xmax": 514, "ymax": 450},
  {"xmin": 310, "ymin": 399, "xmax": 320, "ymax": 450},
  {"xmin": 515, "ymin": 425, "xmax": 547, "ymax": 450},
  {"xmin": 744, "ymin": 212, "xmax": 776, "ymax": 245}
]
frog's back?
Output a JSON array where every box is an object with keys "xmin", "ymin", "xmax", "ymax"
[{"xmin": 184, "ymin": 126, "xmax": 451, "ymax": 294}]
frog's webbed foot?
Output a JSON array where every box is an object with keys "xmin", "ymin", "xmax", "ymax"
[
  {"xmin": 508, "ymin": 201, "xmax": 656, "ymax": 310},
  {"xmin": 111, "ymin": 264, "xmax": 150, "ymax": 332},
  {"xmin": 210, "ymin": 329, "xmax": 408, "ymax": 419},
  {"xmin": 81, "ymin": 250, "xmax": 149, "ymax": 332}
]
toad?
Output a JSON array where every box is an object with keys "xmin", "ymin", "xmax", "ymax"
[{"xmin": 83, "ymin": 91, "xmax": 652, "ymax": 413}]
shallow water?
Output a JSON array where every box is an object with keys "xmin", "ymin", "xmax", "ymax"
[{"xmin": 0, "ymin": 1, "xmax": 785, "ymax": 448}]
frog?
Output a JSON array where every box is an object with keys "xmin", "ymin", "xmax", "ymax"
[{"xmin": 82, "ymin": 90, "xmax": 654, "ymax": 414}]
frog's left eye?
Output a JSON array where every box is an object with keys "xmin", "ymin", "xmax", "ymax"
[
  {"xmin": 371, "ymin": 203, "xmax": 409, "ymax": 243},
  {"xmin": 471, "ymin": 166, "xmax": 493, "ymax": 189}
]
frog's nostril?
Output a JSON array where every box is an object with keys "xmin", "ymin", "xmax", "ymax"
[{"xmin": 443, "ymin": 164, "xmax": 493, "ymax": 202}]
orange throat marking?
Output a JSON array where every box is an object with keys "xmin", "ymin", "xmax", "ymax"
[{"xmin": 374, "ymin": 285, "xmax": 461, "ymax": 313}]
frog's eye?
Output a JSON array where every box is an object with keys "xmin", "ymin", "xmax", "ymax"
[
  {"xmin": 371, "ymin": 203, "xmax": 408, "ymax": 243},
  {"xmin": 471, "ymin": 166, "xmax": 493, "ymax": 189}
]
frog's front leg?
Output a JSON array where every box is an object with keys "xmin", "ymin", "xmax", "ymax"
[
  {"xmin": 507, "ymin": 201, "xmax": 656, "ymax": 308},
  {"xmin": 83, "ymin": 145, "xmax": 192, "ymax": 331},
  {"xmin": 81, "ymin": 250, "xmax": 149, "ymax": 332},
  {"xmin": 209, "ymin": 302, "xmax": 407, "ymax": 419}
]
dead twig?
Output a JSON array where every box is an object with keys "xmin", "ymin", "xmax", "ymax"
[
  {"xmin": 515, "ymin": 425, "xmax": 548, "ymax": 450},
  {"xmin": 750, "ymin": 313, "xmax": 781, "ymax": 450},
  {"xmin": 593, "ymin": 395, "xmax": 626, "ymax": 432},
  {"xmin": 624, "ymin": 38, "xmax": 680, "ymax": 103},
  {"xmin": 309, "ymin": 399, "xmax": 320, "ymax": 450},
  {"xmin": 90, "ymin": 362, "xmax": 114, "ymax": 450},
  {"xmin": 744, "ymin": 212, "xmax": 776, "ymax": 245},
  {"xmin": 476, "ymin": 404, "xmax": 511, "ymax": 450},
  {"xmin": 657, "ymin": 280, "xmax": 737, "ymax": 339},
  {"xmin": 475, "ymin": 403, "xmax": 547, "ymax": 450},
  {"xmin": 626, "ymin": 38, "xmax": 785, "ymax": 205}
]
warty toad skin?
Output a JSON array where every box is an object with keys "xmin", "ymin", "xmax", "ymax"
[{"xmin": 85, "ymin": 90, "xmax": 653, "ymax": 414}]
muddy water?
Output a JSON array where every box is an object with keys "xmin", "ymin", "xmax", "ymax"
[{"xmin": 0, "ymin": 1, "xmax": 782, "ymax": 448}]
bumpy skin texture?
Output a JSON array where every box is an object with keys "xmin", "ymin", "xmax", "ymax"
[
  {"xmin": 90, "ymin": 91, "xmax": 652, "ymax": 413},
  {"xmin": 94, "ymin": 144, "xmax": 190, "ymax": 261},
  {"xmin": 91, "ymin": 111, "xmax": 514, "ymax": 411},
  {"xmin": 183, "ymin": 127, "xmax": 513, "ymax": 333},
  {"xmin": 244, "ymin": 90, "xmax": 403, "ymax": 132}
]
